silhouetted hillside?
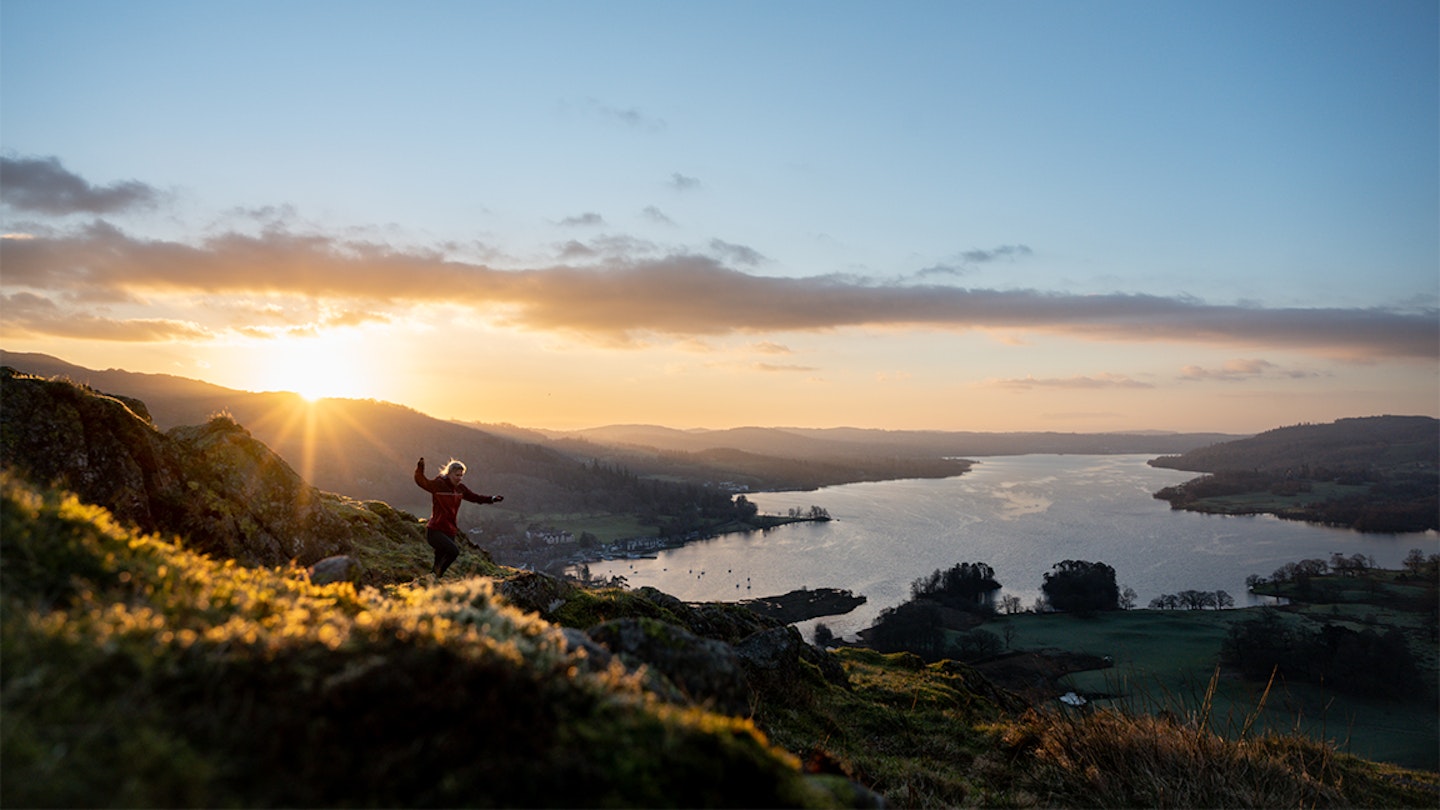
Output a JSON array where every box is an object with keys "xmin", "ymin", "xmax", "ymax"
[
  {"xmin": 1150, "ymin": 416, "xmax": 1439, "ymax": 533},
  {"xmin": 534, "ymin": 422, "xmax": 1246, "ymax": 459},
  {"xmin": 0, "ymin": 354, "xmax": 755, "ymax": 525},
  {"xmin": 5, "ymin": 352, "xmax": 1240, "ymax": 509},
  {"xmin": 1150, "ymin": 415, "xmax": 1438, "ymax": 474}
]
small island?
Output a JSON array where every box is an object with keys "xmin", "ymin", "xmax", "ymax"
[{"xmin": 738, "ymin": 587, "xmax": 867, "ymax": 623}]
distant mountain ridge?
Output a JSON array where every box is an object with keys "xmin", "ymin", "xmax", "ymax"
[
  {"xmin": 526, "ymin": 422, "xmax": 1247, "ymax": 459},
  {"xmin": 2, "ymin": 352, "xmax": 1247, "ymax": 505}
]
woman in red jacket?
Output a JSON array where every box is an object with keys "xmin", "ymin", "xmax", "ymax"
[{"xmin": 413, "ymin": 457, "xmax": 503, "ymax": 579}]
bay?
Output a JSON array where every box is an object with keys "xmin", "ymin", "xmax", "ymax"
[{"xmin": 585, "ymin": 455, "xmax": 1438, "ymax": 639}]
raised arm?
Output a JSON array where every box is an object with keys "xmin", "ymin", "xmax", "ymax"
[{"xmin": 413, "ymin": 458, "xmax": 436, "ymax": 492}]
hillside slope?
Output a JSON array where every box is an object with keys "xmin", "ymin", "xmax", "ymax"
[
  {"xmin": 0, "ymin": 368, "xmax": 424, "ymax": 573},
  {"xmin": 1149, "ymin": 416, "xmax": 1438, "ymax": 533},
  {"xmin": 1150, "ymin": 415, "xmax": 1438, "ymax": 474},
  {"xmin": 3, "ymin": 375, "xmax": 1436, "ymax": 807}
]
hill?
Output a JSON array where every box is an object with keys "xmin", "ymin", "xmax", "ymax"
[
  {"xmin": 2, "ymin": 352, "xmax": 1245, "ymax": 501},
  {"xmin": 3, "ymin": 376, "xmax": 1437, "ymax": 807},
  {"xmin": 523, "ymin": 421, "xmax": 1245, "ymax": 461},
  {"xmin": 1150, "ymin": 416, "xmax": 1439, "ymax": 532},
  {"xmin": 1149, "ymin": 415, "xmax": 1438, "ymax": 474}
]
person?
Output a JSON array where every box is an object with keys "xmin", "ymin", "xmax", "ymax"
[{"xmin": 413, "ymin": 457, "xmax": 503, "ymax": 579}]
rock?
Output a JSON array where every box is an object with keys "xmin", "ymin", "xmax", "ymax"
[
  {"xmin": 737, "ymin": 625, "xmax": 850, "ymax": 693},
  {"xmin": 498, "ymin": 570, "xmax": 577, "ymax": 618},
  {"xmin": 308, "ymin": 555, "xmax": 362, "ymax": 585},
  {"xmin": 588, "ymin": 617, "xmax": 752, "ymax": 716},
  {"xmin": 557, "ymin": 627, "xmax": 614, "ymax": 673}
]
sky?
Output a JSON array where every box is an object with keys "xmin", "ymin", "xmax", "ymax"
[{"xmin": 2, "ymin": 0, "xmax": 1436, "ymax": 433}]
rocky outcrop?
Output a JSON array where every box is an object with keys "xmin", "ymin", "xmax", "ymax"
[
  {"xmin": 0, "ymin": 368, "xmax": 423, "ymax": 568},
  {"xmin": 588, "ymin": 617, "xmax": 753, "ymax": 716},
  {"xmin": 1, "ymin": 367, "xmax": 186, "ymax": 534}
]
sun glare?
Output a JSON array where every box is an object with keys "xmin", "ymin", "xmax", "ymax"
[{"xmin": 250, "ymin": 334, "xmax": 374, "ymax": 402}]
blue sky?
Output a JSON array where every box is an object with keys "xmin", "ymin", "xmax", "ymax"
[{"xmin": 2, "ymin": 0, "xmax": 1436, "ymax": 431}]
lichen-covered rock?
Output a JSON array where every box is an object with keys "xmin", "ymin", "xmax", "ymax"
[
  {"xmin": 0, "ymin": 367, "xmax": 184, "ymax": 534},
  {"xmin": 738, "ymin": 625, "xmax": 851, "ymax": 696},
  {"xmin": 633, "ymin": 585, "xmax": 781, "ymax": 643},
  {"xmin": 589, "ymin": 616, "xmax": 753, "ymax": 716},
  {"xmin": 497, "ymin": 570, "xmax": 577, "ymax": 617}
]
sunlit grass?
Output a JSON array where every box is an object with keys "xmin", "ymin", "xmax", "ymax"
[{"xmin": 0, "ymin": 472, "xmax": 829, "ymax": 808}]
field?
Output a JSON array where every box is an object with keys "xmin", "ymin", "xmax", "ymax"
[
  {"xmin": 990, "ymin": 606, "xmax": 1438, "ymax": 771},
  {"xmin": 525, "ymin": 511, "xmax": 653, "ymax": 543},
  {"xmin": 1192, "ymin": 481, "xmax": 1369, "ymax": 514}
]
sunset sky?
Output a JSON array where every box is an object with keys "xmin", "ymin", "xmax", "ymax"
[{"xmin": 3, "ymin": 0, "xmax": 1436, "ymax": 433}]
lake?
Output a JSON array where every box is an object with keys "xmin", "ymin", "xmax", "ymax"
[{"xmin": 585, "ymin": 455, "xmax": 1438, "ymax": 639}]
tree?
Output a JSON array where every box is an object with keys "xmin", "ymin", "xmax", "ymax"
[
  {"xmin": 999, "ymin": 595, "xmax": 1022, "ymax": 615},
  {"xmin": 813, "ymin": 622, "xmax": 836, "ymax": 648},
  {"xmin": 868, "ymin": 600, "xmax": 945, "ymax": 659},
  {"xmin": 952, "ymin": 629, "xmax": 1003, "ymax": 662},
  {"xmin": 911, "ymin": 561, "xmax": 1001, "ymax": 612},
  {"xmin": 1040, "ymin": 560, "xmax": 1119, "ymax": 615},
  {"xmin": 1119, "ymin": 586, "xmax": 1137, "ymax": 610}
]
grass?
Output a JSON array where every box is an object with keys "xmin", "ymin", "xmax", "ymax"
[
  {"xmin": 527, "ymin": 511, "xmax": 654, "ymax": 544},
  {"xmin": 5, "ymin": 465, "xmax": 1438, "ymax": 807},
  {"xmin": 987, "ymin": 608, "xmax": 1439, "ymax": 771},
  {"xmin": 1183, "ymin": 480, "xmax": 1369, "ymax": 514},
  {"xmin": 0, "ymin": 473, "xmax": 839, "ymax": 808}
]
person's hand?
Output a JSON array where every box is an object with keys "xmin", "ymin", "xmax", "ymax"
[{"xmin": 493, "ymin": 495, "xmax": 504, "ymax": 503}]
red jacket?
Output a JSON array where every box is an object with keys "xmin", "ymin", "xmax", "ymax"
[{"xmin": 414, "ymin": 467, "xmax": 498, "ymax": 536}]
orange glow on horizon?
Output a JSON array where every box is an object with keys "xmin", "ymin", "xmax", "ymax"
[{"xmin": 241, "ymin": 332, "xmax": 378, "ymax": 402}]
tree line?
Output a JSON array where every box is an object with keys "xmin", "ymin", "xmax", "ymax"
[
  {"xmin": 1221, "ymin": 609, "xmax": 1424, "ymax": 699},
  {"xmin": 858, "ymin": 559, "xmax": 1128, "ymax": 663}
]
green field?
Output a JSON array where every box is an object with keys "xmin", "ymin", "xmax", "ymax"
[
  {"xmin": 989, "ymin": 607, "xmax": 1439, "ymax": 771},
  {"xmin": 525, "ymin": 511, "xmax": 653, "ymax": 543},
  {"xmin": 1191, "ymin": 481, "xmax": 1369, "ymax": 514}
]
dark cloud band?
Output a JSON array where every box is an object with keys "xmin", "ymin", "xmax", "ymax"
[
  {"xmin": 1, "ymin": 156, "xmax": 162, "ymax": 216},
  {"xmin": 2, "ymin": 223, "xmax": 1434, "ymax": 360}
]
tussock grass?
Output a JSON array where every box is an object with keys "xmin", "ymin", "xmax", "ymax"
[{"xmin": 989, "ymin": 701, "xmax": 1437, "ymax": 808}]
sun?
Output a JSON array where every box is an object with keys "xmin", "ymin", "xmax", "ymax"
[{"xmin": 250, "ymin": 334, "xmax": 375, "ymax": 401}]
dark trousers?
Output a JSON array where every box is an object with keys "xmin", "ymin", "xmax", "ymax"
[{"xmin": 426, "ymin": 529, "xmax": 460, "ymax": 577}]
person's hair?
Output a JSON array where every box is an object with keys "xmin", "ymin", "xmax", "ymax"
[{"xmin": 443, "ymin": 459, "xmax": 467, "ymax": 476}]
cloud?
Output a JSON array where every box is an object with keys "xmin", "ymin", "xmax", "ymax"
[
  {"xmin": 961, "ymin": 244, "xmax": 1033, "ymax": 264},
  {"xmin": 669, "ymin": 173, "xmax": 700, "ymax": 191},
  {"xmin": 2, "ymin": 222, "xmax": 1435, "ymax": 360},
  {"xmin": 642, "ymin": 205, "xmax": 676, "ymax": 226},
  {"xmin": 557, "ymin": 240, "xmax": 598, "ymax": 259},
  {"xmin": 0, "ymin": 292, "xmax": 209, "ymax": 341},
  {"xmin": 559, "ymin": 212, "xmax": 605, "ymax": 227},
  {"xmin": 1, "ymin": 155, "xmax": 163, "ymax": 216},
  {"xmin": 754, "ymin": 362, "xmax": 818, "ymax": 373},
  {"xmin": 708, "ymin": 239, "xmax": 765, "ymax": 266},
  {"xmin": 990, "ymin": 373, "xmax": 1153, "ymax": 390},
  {"xmin": 1179, "ymin": 358, "xmax": 1323, "ymax": 382},
  {"xmin": 584, "ymin": 98, "xmax": 666, "ymax": 131},
  {"xmin": 916, "ymin": 263, "xmax": 967, "ymax": 278},
  {"xmin": 749, "ymin": 341, "xmax": 793, "ymax": 355}
]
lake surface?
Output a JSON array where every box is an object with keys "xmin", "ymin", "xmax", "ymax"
[{"xmin": 586, "ymin": 455, "xmax": 1438, "ymax": 639}]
